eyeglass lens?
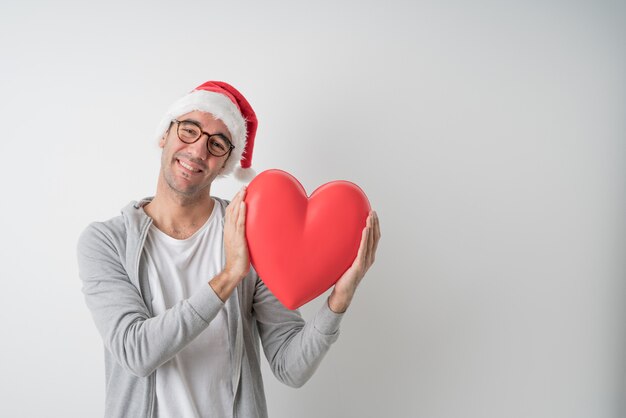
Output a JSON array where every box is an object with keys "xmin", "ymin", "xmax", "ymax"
[{"xmin": 177, "ymin": 121, "xmax": 231, "ymax": 157}]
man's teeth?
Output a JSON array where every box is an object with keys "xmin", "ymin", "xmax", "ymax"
[{"xmin": 179, "ymin": 160, "xmax": 200, "ymax": 172}]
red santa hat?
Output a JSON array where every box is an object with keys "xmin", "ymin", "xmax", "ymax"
[{"xmin": 156, "ymin": 80, "xmax": 257, "ymax": 181}]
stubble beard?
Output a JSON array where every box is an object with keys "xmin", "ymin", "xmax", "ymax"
[{"xmin": 161, "ymin": 158, "xmax": 213, "ymax": 204}]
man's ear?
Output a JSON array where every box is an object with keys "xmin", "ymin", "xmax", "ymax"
[
  {"xmin": 159, "ymin": 132, "xmax": 167, "ymax": 148},
  {"xmin": 219, "ymin": 152, "xmax": 232, "ymax": 173}
]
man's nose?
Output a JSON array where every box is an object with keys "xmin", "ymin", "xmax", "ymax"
[{"xmin": 187, "ymin": 135, "xmax": 209, "ymax": 160}]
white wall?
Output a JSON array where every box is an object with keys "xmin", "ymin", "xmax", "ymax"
[{"xmin": 1, "ymin": 1, "xmax": 624, "ymax": 417}]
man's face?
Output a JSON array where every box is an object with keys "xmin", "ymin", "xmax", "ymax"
[{"xmin": 159, "ymin": 110, "xmax": 232, "ymax": 197}]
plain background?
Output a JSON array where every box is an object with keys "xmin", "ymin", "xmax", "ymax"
[{"xmin": 1, "ymin": 1, "xmax": 625, "ymax": 417}]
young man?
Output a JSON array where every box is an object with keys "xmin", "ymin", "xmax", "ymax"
[{"xmin": 77, "ymin": 81, "xmax": 381, "ymax": 418}]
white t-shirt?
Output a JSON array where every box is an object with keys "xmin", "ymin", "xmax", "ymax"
[{"xmin": 143, "ymin": 199, "xmax": 233, "ymax": 418}]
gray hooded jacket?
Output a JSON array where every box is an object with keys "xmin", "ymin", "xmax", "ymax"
[{"xmin": 77, "ymin": 197, "xmax": 344, "ymax": 418}]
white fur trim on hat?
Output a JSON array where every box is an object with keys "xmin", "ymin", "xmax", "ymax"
[
  {"xmin": 233, "ymin": 166, "xmax": 256, "ymax": 182},
  {"xmin": 155, "ymin": 90, "xmax": 247, "ymax": 176}
]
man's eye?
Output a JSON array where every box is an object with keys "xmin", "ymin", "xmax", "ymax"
[{"xmin": 211, "ymin": 140, "xmax": 226, "ymax": 151}]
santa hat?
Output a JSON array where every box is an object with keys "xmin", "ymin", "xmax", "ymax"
[{"xmin": 155, "ymin": 81, "xmax": 257, "ymax": 181}]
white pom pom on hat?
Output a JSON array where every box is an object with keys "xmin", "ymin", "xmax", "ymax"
[{"xmin": 155, "ymin": 81, "xmax": 257, "ymax": 182}]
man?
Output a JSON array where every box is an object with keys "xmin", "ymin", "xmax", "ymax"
[{"xmin": 77, "ymin": 81, "xmax": 381, "ymax": 418}]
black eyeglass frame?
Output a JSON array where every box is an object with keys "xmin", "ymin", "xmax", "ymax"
[{"xmin": 171, "ymin": 119, "xmax": 235, "ymax": 157}]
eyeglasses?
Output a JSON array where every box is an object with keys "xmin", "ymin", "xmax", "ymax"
[{"xmin": 171, "ymin": 119, "xmax": 235, "ymax": 157}]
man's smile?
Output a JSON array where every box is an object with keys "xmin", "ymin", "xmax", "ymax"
[{"xmin": 176, "ymin": 158, "xmax": 204, "ymax": 174}]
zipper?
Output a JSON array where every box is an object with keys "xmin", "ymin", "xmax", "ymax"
[
  {"xmin": 218, "ymin": 197, "xmax": 242, "ymax": 418},
  {"xmin": 134, "ymin": 213, "xmax": 155, "ymax": 418}
]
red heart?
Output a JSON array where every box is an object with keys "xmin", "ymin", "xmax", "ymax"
[{"xmin": 245, "ymin": 169, "xmax": 371, "ymax": 309}]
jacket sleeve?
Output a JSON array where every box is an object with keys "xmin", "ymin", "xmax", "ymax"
[
  {"xmin": 252, "ymin": 276, "xmax": 344, "ymax": 388},
  {"xmin": 77, "ymin": 222, "xmax": 225, "ymax": 377}
]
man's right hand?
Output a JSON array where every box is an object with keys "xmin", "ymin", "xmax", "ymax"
[{"xmin": 209, "ymin": 187, "xmax": 250, "ymax": 301}]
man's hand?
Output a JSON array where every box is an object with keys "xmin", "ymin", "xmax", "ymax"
[
  {"xmin": 328, "ymin": 211, "xmax": 381, "ymax": 313},
  {"xmin": 210, "ymin": 187, "xmax": 250, "ymax": 301}
]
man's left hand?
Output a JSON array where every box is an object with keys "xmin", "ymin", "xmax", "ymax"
[{"xmin": 328, "ymin": 211, "xmax": 381, "ymax": 313}]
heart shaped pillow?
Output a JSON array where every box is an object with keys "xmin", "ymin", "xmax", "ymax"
[{"xmin": 245, "ymin": 169, "xmax": 371, "ymax": 309}]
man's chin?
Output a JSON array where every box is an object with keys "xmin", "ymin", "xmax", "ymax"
[{"xmin": 165, "ymin": 178, "xmax": 208, "ymax": 197}]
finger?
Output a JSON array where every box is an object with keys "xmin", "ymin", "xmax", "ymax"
[
  {"xmin": 226, "ymin": 191, "xmax": 239, "ymax": 219},
  {"xmin": 364, "ymin": 211, "xmax": 374, "ymax": 241},
  {"xmin": 355, "ymin": 226, "xmax": 369, "ymax": 267},
  {"xmin": 366, "ymin": 223, "xmax": 374, "ymax": 265},
  {"xmin": 238, "ymin": 186, "xmax": 247, "ymax": 202},
  {"xmin": 372, "ymin": 211, "xmax": 381, "ymax": 253},
  {"xmin": 230, "ymin": 186, "xmax": 247, "ymax": 207},
  {"xmin": 237, "ymin": 201, "xmax": 246, "ymax": 231},
  {"xmin": 367, "ymin": 226, "xmax": 374, "ymax": 262},
  {"xmin": 230, "ymin": 194, "xmax": 241, "ymax": 225}
]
